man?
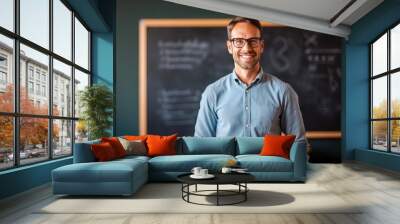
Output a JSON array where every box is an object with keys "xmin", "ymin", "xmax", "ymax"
[{"xmin": 194, "ymin": 17, "xmax": 306, "ymax": 144}]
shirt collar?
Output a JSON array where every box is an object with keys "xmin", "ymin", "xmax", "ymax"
[{"xmin": 232, "ymin": 68, "xmax": 265, "ymax": 86}]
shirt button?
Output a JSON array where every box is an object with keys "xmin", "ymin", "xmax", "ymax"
[
  {"xmin": 246, "ymin": 124, "xmax": 250, "ymax": 128},
  {"xmin": 245, "ymin": 106, "xmax": 248, "ymax": 110}
]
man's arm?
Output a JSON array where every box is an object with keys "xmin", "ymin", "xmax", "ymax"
[
  {"xmin": 194, "ymin": 86, "xmax": 217, "ymax": 137},
  {"xmin": 280, "ymin": 84, "xmax": 306, "ymax": 143}
]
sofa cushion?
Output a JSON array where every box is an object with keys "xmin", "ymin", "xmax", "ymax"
[
  {"xmin": 236, "ymin": 155, "xmax": 293, "ymax": 172},
  {"xmin": 260, "ymin": 135, "xmax": 296, "ymax": 159},
  {"xmin": 101, "ymin": 137, "xmax": 127, "ymax": 158},
  {"xmin": 91, "ymin": 142, "xmax": 118, "ymax": 161},
  {"xmin": 181, "ymin": 137, "xmax": 235, "ymax": 155},
  {"xmin": 146, "ymin": 134, "xmax": 178, "ymax": 157},
  {"xmin": 236, "ymin": 137, "xmax": 264, "ymax": 155},
  {"xmin": 148, "ymin": 154, "xmax": 235, "ymax": 172},
  {"xmin": 118, "ymin": 137, "xmax": 147, "ymax": 156}
]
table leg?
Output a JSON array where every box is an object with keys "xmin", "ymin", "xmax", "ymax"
[
  {"xmin": 195, "ymin": 184, "xmax": 197, "ymax": 192},
  {"xmin": 245, "ymin": 183, "xmax": 247, "ymax": 201},
  {"xmin": 217, "ymin": 184, "xmax": 219, "ymax": 206}
]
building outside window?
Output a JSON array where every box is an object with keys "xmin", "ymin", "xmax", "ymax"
[
  {"xmin": 370, "ymin": 22, "xmax": 400, "ymax": 154},
  {"xmin": 0, "ymin": 0, "xmax": 91, "ymax": 170}
]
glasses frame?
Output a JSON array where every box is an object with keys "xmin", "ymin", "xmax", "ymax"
[{"xmin": 229, "ymin": 37, "xmax": 263, "ymax": 48}]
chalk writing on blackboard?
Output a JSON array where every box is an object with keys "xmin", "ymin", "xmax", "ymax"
[{"xmin": 158, "ymin": 39, "xmax": 209, "ymax": 70}]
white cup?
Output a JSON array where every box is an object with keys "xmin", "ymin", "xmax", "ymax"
[
  {"xmin": 200, "ymin": 169, "xmax": 208, "ymax": 176},
  {"xmin": 221, "ymin": 167, "xmax": 232, "ymax": 174},
  {"xmin": 191, "ymin": 167, "xmax": 202, "ymax": 176}
]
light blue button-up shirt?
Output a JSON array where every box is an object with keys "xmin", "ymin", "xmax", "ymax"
[{"xmin": 194, "ymin": 69, "xmax": 306, "ymax": 143}]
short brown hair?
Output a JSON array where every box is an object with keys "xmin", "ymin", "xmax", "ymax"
[{"xmin": 227, "ymin": 17, "xmax": 263, "ymax": 39}]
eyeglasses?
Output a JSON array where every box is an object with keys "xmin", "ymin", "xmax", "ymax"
[{"xmin": 230, "ymin": 37, "xmax": 262, "ymax": 48}]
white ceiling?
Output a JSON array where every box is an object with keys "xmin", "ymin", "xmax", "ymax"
[{"xmin": 163, "ymin": 0, "xmax": 384, "ymax": 38}]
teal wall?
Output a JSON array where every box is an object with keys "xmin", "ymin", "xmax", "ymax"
[
  {"xmin": 92, "ymin": 0, "xmax": 115, "ymax": 134},
  {"xmin": 0, "ymin": 158, "xmax": 72, "ymax": 199},
  {"xmin": 344, "ymin": 0, "xmax": 400, "ymax": 171},
  {"xmin": 92, "ymin": 32, "xmax": 113, "ymax": 87},
  {"xmin": 115, "ymin": 0, "xmax": 229, "ymax": 136}
]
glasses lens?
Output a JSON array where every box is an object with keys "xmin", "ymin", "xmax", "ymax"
[
  {"xmin": 233, "ymin": 38, "xmax": 244, "ymax": 47},
  {"xmin": 249, "ymin": 38, "xmax": 260, "ymax": 47}
]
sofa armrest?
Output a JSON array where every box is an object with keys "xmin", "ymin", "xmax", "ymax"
[
  {"xmin": 73, "ymin": 140, "xmax": 100, "ymax": 163},
  {"xmin": 289, "ymin": 141, "xmax": 307, "ymax": 181}
]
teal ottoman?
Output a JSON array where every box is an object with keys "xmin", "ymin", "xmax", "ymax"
[{"xmin": 52, "ymin": 157, "xmax": 148, "ymax": 196}]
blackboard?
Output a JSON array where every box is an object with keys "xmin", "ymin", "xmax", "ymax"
[{"xmin": 140, "ymin": 19, "xmax": 342, "ymax": 137}]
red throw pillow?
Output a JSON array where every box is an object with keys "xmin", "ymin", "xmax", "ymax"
[
  {"xmin": 124, "ymin": 135, "xmax": 147, "ymax": 141},
  {"xmin": 259, "ymin": 135, "xmax": 296, "ymax": 159},
  {"xmin": 146, "ymin": 134, "xmax": 177, "ymax": 157},
  {"xmin": 91, "ymin": 142, "xmax": 117, "ymax": 161},
  {"xmin": 101, "ymin": 137, "xmax": 127, "ymax": 158}
]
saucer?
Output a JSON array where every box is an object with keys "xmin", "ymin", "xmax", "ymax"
[{"xmin": 190, "ymin": 174, "xmax": 215, "ymax": 179}]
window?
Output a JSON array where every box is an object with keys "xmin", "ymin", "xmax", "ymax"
[
  {"xmin": 20, "ymin": 0, "xmax": 49, "ymax": 49},
  {"xmin": 42, "ymin": 85, "xmax": 46, "ymax": 97},
  {"xmin": 53, "ymin": 59, "xmax": 71, "ymax": 117},
  {"xmin": 0, "ymin": 55, "xmax": 7, "ymax": 67},
  {"xmin": 35, "ymin": 70, "xmax": 40, "ymax": 81},
  {"xmin": 28, "ymin": 67, "xmax": 34, "ymax": 80},
  {"xmin": 0, "ymin": 35, "xmax": 13, "ymax": 112},
  {"xmin": 371, "ymin": 23, "xmax": 400, "ymax": 154},
  {"xmin": 0, "ymin": 0, "xmax": 91, "ymax": 170},
  {"xmin": 28, "ymin": 81, "xmax": 34, "ymax": 94},
  {"xmin": 35, "ymin": 83, "xmax": 40, "ymax": 95},
  {"xmin": 74, "ymin": 18, "xmax": 89, "ymax": 70},
  {"xmin": 53, "ymin": 0, "xmax": 72, "ymax": 60},
  {"xmin": 0, "ymin": 71, "xmax": 6, "ymax": 85},
  {"xmin": 0, "ymin": 0, "xmax": 14, "ymax": 32}
]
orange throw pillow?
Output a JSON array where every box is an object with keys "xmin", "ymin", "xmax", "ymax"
[
  {"xmin": 91, "ymin": 142, "xmax": 117, "ymax": 161},
  {"xmin": 259, "ymin": 135, "xmax": 296, "ymax": 159},
  {"xmin": 101, "ymin": 137, "xmax": 127, "ymax": 158},
  {"xmin": 146, "ymin": 134, "xmax": 177, "ymax": 157},
  {"xmin": 124, "ymin": 135, "xmax": 147, "ymax": 141}
]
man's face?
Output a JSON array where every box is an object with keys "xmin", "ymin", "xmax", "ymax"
[{"xmin": 227, "ymin": 22, "xmax": 264, "ymax": 70}]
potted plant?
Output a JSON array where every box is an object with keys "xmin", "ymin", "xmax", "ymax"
[{"xmin": 79, "ymin": 84, "xmax": 113, "ymax": 140}]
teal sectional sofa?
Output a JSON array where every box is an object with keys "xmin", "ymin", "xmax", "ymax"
[{"xmin": 52, "ymin": 137, "xmax": 307, "ymax": 196}]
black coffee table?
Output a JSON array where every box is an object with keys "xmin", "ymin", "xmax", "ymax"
[{"xmin": 177, "ymin": 172, "xmax": 255, "ymax": 206}]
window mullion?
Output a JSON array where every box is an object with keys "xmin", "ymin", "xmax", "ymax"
[
  {"xmin": 13, "ymin": 0, "xmax": 20, "ymax": 167},
  {"xmin": 388, "ymin": 30, "xmax": 391, "ymax": 152},
  {"xmin": 49, "ymin": 0, "xmax": 53, "ymax": 160},
  {"xmin": 71, "ymin": 10, "xmax": 76, "ymax": 155},
  {"xmin": 370, "ymin": 45, "xmax": 373, "ymax": 149}
]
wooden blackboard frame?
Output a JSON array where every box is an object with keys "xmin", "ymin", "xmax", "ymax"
[{"xmin": 139, "ymin": 19, "xmax": 341, "ymax": 139}]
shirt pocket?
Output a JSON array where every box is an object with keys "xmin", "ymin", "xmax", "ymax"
[{"xmin": 253, "ymin": 104, "xmax": 281, "ymax": 135}]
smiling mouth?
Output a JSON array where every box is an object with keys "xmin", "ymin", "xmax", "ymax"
[{"xmin": 240, "ymin": 54, "xmax": 255, "ymax": 60}]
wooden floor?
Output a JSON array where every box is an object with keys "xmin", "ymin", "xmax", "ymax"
[{"xmin": 1, "ymin": 162, "xmax": 400, "ymax": 224}]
